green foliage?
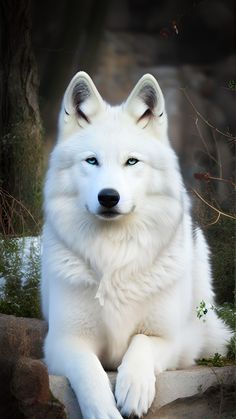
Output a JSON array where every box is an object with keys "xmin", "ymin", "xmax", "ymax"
[
  {"xmin": 216, "ymin": 303, "xmax": 236, "ymax": 331},
  {"xmin": 196, "ymin": 353, "xmax": 227, "ymax": 367},
  {"xmin": 196, "ymin": 302, "xmax": 236, "ymax": 365},
  {"xmin": 216, "ymin": 303, "xmax": 236, "ymax": 360},
  {"xmin": 228, "ymin": 79, "xmax": 236, "ymax": 90},
  {"xmin": 0, "ymin": 237, "xmax": 41, "ymax": 318},
  {"xmin": 196, "ymin": 300, "xmax": 214, "ymax": 321},
  {"xmin": 205, "ymin": 218, "xmax": 235, "ymax": 305}
]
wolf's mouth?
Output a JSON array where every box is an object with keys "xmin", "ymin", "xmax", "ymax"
[
  {"xmin": 86, "ymin": 205, "xmax": 135, "ymax": 219},
  {"xmin": 98, "ymin": 210, "xmax": 120, "ymax": 219}
]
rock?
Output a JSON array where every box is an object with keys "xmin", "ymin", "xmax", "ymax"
[
  {"xmin": 49, "ymin": 376, "xmax": 82, "ymax": 419},
  {"xmin": 11, "ymin": 357, "xmax": 50, "ymax": 405},
  {"xmin": 11, "ymin": 357, "xmax": 66, "ymax": 418},
  {"xmin": 153, "ymin": 364, "xmax": 235, "ymax": 409},
  {"xmin": 154, "ymin": 384, "xmax": 236, "ymax": 419},
  {"xmin": 0, "ymin": 313, "xmax": 47, "ymax": 359},
  {"xmin": 0, "ymin": 314, "xmax": 66, "ymax": 418},
  {"xmin": 49, "ymin": 366, "xmax": 236, "ymax": 418}
]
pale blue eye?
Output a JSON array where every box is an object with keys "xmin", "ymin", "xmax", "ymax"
[
  {"xmin": 126, "ymin": 158, "xmax": 139, "ymax": 166},
  {"xmin": 86, "ymin": 157, "xmax": 98, "ymax": 165}
]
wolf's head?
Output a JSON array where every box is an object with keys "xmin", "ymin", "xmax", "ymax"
[{"xmin": 45, "ymin": 71, "xmax": 183, "ymax": 240}]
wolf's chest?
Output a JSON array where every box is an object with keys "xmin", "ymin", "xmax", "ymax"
[{"xmin": 98, "ymin": 299, "xmax": 144, "ymax": 368}]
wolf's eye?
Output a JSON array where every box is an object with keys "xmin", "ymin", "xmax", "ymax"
[
  {"xmin": 126, "ymin": 158, "xmax": 139, "ymax": 166},
  {"xmin": 86, "ymin": 157, "xmax": 98, "ymax": 165}
]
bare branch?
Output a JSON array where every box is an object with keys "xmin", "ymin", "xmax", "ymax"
[
  {"xmin": 191, "ymin": 188, "xmax": 236, "ymax": 220},
  {"xmin": 181, "ymin": 88, "xmax": 236, "ymax": 141}
]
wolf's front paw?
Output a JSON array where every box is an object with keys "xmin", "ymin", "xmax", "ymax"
[
  {"xmin": 82, "ymin": 405, "xmax": 122, "ymax": 419},
  {"xmin": 79, "ymin": 385, "xmax": 123, "ymax": 419},
  {"xmin": 115, "ymin": 363, "xmax": 156, "ymax": 418}
]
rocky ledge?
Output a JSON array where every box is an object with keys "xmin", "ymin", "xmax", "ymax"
[
  {"xmin": 50, "ymin": 366, "xmax": 235, "ymax": 419},
  {"xmin": 0, "ymin": 314, "xmax": 235, "ymax": 418}
]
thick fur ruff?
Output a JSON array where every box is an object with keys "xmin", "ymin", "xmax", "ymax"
[{"xmin": 41, "ymin": 72, "xmax": 231, "ymax": 419}]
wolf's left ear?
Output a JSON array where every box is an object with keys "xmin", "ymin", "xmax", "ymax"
[
  {"xmin": 124, "ymin": 74, "xmax": 165, "ymax": 128},
  {"xmin": 63, "ymin": 71, "xmax": 105, "ymax": 128}
]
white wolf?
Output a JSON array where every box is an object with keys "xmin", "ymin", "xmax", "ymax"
[{"xmin": 41, "ymin": 71, "xmax": 231, "ymax": 418}]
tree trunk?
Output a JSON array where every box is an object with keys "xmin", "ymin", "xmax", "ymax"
[
  {"xmin": 0, "ymin": 0, "xmax": 43, "ymax": 235},
  {"xmin": 32, "ymin": 0, "xmax": 110, "ymax": 145}
]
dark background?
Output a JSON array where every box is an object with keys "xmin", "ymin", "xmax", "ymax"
[{"xmin": 32, "ymin": 0, "xmax": 235, "ymax": 191}]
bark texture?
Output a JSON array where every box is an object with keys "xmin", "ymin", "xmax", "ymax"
[{"xmin": 0, "ymin": 0, "xmax": 43, "ymax": 235}]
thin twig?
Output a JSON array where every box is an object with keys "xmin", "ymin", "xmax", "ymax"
[
  {"xmin": 207, "ymin": 175, "xmax": 236, "ymax": 189},
  {"xmin": 0, "ymin": 186, "xmax": 39, "ymax": 227},
  {"xmin": 181, "ymin": 88, "xmax": 236, "ymax": 141},
  {"xmin": 195, "ymin": 173, "xmax": 236, "ymax": 189},
  {"xmin": 212, "ymin": 129, "xmax": 223, "ymax": 179},
  {"xmin": 0, "ymin": 186, "xmax": 40, "ymax": 236},
  {"xmin": 195, "ymin": 117, "xmax": 219, "ymax": 166},
  {"xmin": 192, "ymin": 188, "xmax": 236, "ymax": 220},
  {"xmin": 206, "ymin": 212, "xmax": 221, "ymax": 227}
]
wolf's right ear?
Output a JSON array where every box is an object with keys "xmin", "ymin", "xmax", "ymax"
[
  {"xmin": 62, "ymin": 71, "xmax": 105, "ymax": 129},
  {"xmin": 124, "ymin": 74, "xmax": 165, "ymax": 129}
]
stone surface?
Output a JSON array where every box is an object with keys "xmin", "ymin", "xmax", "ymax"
[
  {"xmin": 49, "ymin": 376, "xmax": 82, "ymax": 419},
  {"xmin": 0, "ymin": 314, "xmax": 66, "ymax": 418},
  {"xmin": 154, "ymin": 384, "xmax": 236, "ymax": 419},
  {"xmin": 11, "ymin": 357, "xmax": 66, "ymax": 419},
  {"xmin": 153, "ymin": 365, "xmax": 235, "ymax": 409},
  {"xmin": 11, "ymin": 357, "xmax": 50, "ymax": 405},
  {"xmin": 49, "ymin": 365, "xmax": 236, "ymax": 418},
  {"xmin": 0, "ymin": 313, "xmax": 47, "ymax": 359}
]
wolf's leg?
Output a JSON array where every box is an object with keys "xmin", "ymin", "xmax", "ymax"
[
  {"xmin": 45, "ymin": 336, "xmax": 122, "ymax": 419},
  {"xmin": 115, "ymin": 333, "xmax": 180, "ymax": 418}
]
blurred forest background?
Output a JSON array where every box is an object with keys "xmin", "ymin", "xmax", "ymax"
[{"xmin": 0, "ymin": 0, "xmax": 235, "ymax": 315}]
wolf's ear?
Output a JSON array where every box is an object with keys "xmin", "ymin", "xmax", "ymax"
[
  {"xmin": 124, "ymin": 74, "xmax": 165, "ymax": 128},
  {"xmin": 63, "ymin": 71, "xmax": 105, "ymax": 128}
]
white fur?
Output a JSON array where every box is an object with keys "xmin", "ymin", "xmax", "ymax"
[{"xmin": 41, "ymin": 72, "xmax": 231, "ymax": 418}]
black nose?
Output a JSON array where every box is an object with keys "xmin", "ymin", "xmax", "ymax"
[{"xmin": 98, "ymin": 188, "xmax": 120, "ymax": 208}]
